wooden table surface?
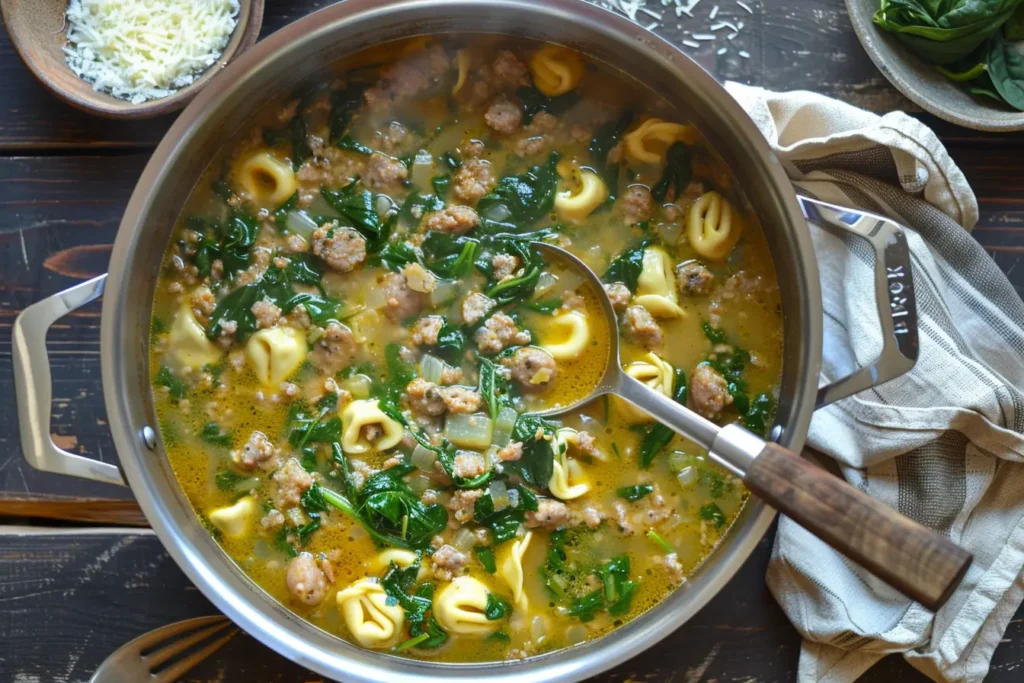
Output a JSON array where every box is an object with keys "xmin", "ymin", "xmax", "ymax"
[{"xmin": 2, "ymin": 1, "xmax": 1023, "ymax": 682}]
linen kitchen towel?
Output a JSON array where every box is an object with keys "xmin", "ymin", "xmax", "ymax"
[{"xmin": 725, "ymin": 82, "xmax": 1024, "ymax": 683}]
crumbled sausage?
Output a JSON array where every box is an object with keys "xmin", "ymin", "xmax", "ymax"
[
  {"xmin": 461, "ymin": 292, "xmax": 494, "ymax": 325},
  {"xmin": 690, "ymin": 363, "xmax": 733, "ymax": 421},
  {"xmin": 652, "ymin": 553, "xmax": 686, "ymax": 586},
  {"xmin": 525, "ymin": 499, "xmax": 571, "ymax": 529},
  {"xmin": 580, "ymin": 505, "xmax": 605, "ymax": 529},
  {"xmin": 453, "ymin": 451, "xmax": 487, "ymax": 479},
  {"xmin": 484, "ymin": 95, "xmax": 523, "ymax": 135},
  {"xmin": 492, "ymin": 50, "xmax": 531, "ymax": 89},
  {"xmin": 514, "ymin": 134, "xmax": 551, "ymax": 157},
  {"xmin": 675, "ymin": 260, "xmax": 714, "ymax": 296},
  {"xmin": 439, "ymin": 386, "xmax": 483, "ymax": 414},
  {"xmin": 362, "ymin": 152, "xmax": 409, "ymax": 194},
  {"xmin": 260, "ymin": 509, "xmax": 285, "ymax": 530},
  {"xmin": 430, "ymin": 544, "xmax": 468, "ymax": 581},
  {"xmin": 496, "ymin": 441, "xmax": 523, "ymax": 462},
  {"xmin": 492, "ymin": 254, "xmax": 520, "ymax": 282},
  {"xmin": 440, "ymin": 365, "xmax": 464, "ymax": 385},
  {"xmin": 603, "ymin": 283, "xmax": 632, "ymax": 311},
  {"xmin": 526, "ymin": 111, "xmax": 558, "ymax": 134},
  {"xmin": 251, "ymin": 298, "xmax": 282, "ymax": 329},
  {"xmin": 405, "ymin": 378, "xmax": 447, "ymax": 416},
  {"xmin": 423, "ymin": 205, "xmax": 480, "ymax": 234},
  {"xmin": 363, "ymin": 46, "xmax": 452, "ymax": 108},
  {"xmin": 190, "ymin": 286, "xmax": 216, "ymax": 324},
  {"xmin": 286, "ymin": 553, "xmax": 327, "ymax": 606},
  {"xmin": 474, "ymin": 313, "xmax": 531, "ymax": 354},
  {"xmin": 312, "ymin": 224, "xmax": 367, "ymax": 273},
  {"xmin": 619, "ymin": 185, "xmax": 655, "ymax": 225},
  {"xmin": 411, "ymin": 315, "xmax": 444, "ymax": 346},
  {"xmin": 381, "ymin": 271, "xmax": 426, "ymax": 321},
  {"xmin": 613, "ymin": 501, "xmax": 635, "ymax": 535},
  {"xmin": 232, "ymin": 430, "xmax": 278, "ymax": 470},
  {"xmin": 624, "ymin": 305, "xmax": 663, "ymax": 349},
  {"xmin": 310, "ymin": 321, "xmax": 357, "ymax": 375},
  {"xmin": 271, "ymin": 458, "xmax": 313, "ymax": 511},
  {"xmin": 373, "ymin": 121, "xmax": 409, "ymax": 154},
  {"xmin": 447, "ymin": 489, "xmax": 485, "ymax": 524},
  {"xmin": 452, "ymin": 158, "xmax": 495, "ymax": 204},
  {"xmin": 503, "ymin": 347, "xmax": 556, "ymax": 389},
  {"xmin": 575, "ymin": 431, "xmax": 599, "ymax": 457}
]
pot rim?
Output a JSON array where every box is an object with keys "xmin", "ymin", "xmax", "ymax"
[{"xmin": 101, "ymin": 1, "xmax": 821, "ymax": 681}]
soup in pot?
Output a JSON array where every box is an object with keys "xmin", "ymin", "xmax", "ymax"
[{"xmin": 149, "ymin": 36, "xmax": 782, "ymax": 661}]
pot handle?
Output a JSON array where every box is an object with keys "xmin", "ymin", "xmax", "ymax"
[
  {"xmin": 12, "ymin": 275, "xmax": 127, "ymax": 487},
  {"xmin": 797, "ymin": 196, "xmax": 919, "ymax": 408}
]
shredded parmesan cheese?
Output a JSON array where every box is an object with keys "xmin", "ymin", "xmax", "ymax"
[{"xmin": 63, "ymin": 0, "xmax": 240, "ymax": 104}]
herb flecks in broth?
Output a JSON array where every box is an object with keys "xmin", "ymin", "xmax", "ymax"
[{"xmin": 150, "ymin": 36, "xmax": 782, "ymax": 663}]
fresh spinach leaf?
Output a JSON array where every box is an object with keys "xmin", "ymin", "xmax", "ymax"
[
  {"xmin": 987, "ymin": 31, "xmax": 1024, "ymax": 110},
  {"xmin": 874, "ymin": 0, "xmax": 1022, "ymax": 65}
]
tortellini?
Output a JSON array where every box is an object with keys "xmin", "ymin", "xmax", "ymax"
[
  {"xmin": 340, "ymin": 399, "xmax": 405, "ymax": 454},
  {"xmin": 688, "ymin": 191, "xmax": 742, "ymax": 261},
  {"xmin": 366, "ymin": 549, "xmax": 428, "ymax": 581},
  {"xmin": 618, "ymin": 353, "xmax": 676, "ymax": 424},
  {"xmin": 554, "ymin": 162, "xmax": 608, "ymax": 221},
  {"xmin": 207, "ymin": 496, "xmax": 257, "ymax": 539},
  {"xmin": 540, "ymin": 310, "xmax": 591, "ymax": 361},
  {"xmin": 245, "ymin": 327, "xmax": 306, "ymax": 386},
  {"xmin": 433, "ymin": 576, "xmax": 501, "ymax": 637},
  {"xmin": 623, "ymin": 118, "xmax": 700, "ymax": 166},
  {"xmin": 529, "ymin": 45, "xmax": 585, "ymax": 96},
  {"xmin": 336, "ymin": 578, "xmax": 405, "ymax": 649},
  {"xmin": 634, "ymin": 247, "xmax": 685, "ymax": 318},
  {"xmin": 548, "ymin": 428, "xmax": 591, "ymax": 500},
  {"xmin": 236, "ymin": 150, "xmax": 297, "ymax": 206},
  {"xmin": 498, "ymin": 532, "xmax": 533, "ymax": 611},
  {"xmin": 167, "ymin": 304, "xmax": 223, "ymax": 368}
]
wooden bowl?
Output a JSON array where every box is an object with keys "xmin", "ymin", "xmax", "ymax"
[
  {"xmin": 0, "ymin": 0, "xmax": 265, "ymax": 119},
  {"xmin": 845, "ymin": 0, "xmax": 1024, "ymax": 132}
]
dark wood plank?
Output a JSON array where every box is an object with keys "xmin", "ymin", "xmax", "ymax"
[
  {"xmin": 0, "ymin": 155, "xmax": 148, "ymax": 503},
  {"xmin": 10, "ymin": 527, "xmax": 1020, "ymax": 683}
]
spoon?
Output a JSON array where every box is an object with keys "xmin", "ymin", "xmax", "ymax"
[{"xmin": 531, "ymin": 241, "xmax": 971, "ymax": 611}]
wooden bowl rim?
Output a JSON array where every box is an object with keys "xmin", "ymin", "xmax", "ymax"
[{"xmin": 0, "ymin": 0, "xmax": 265, "ymax": 119}]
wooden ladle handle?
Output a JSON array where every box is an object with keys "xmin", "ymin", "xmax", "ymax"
[{"xmin": 744, "ymin": 442, "xmax": 972, "ymax": 611}]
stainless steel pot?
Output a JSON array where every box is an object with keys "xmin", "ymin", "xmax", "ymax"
[{"xmin": 12, "ymin": 1, "xmax": 922, "ymax": 681}]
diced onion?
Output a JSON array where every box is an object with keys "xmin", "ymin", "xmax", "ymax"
[
  {"xmin": 508, "ymin": 488, "xmax": 520, "ymax": 509},
  {"xmin": 534, "ymin": 271, "xmax": 558, "ymax": 295},
  {"xmin": 492, "ymin": 406, "xmax": 518, "ymax": 447},
  {"xmin": 304, "ymin": 193, "xmax": 341, "ymax": 218},
  {"xmin": 656, "ymin": 219, "xmax": 683, "ymax": 245},
  {"xmin": 444, "ymin": 413, "xmax": 493, "ymax": 450},
  {"xmin": 375, "ymin": 194, "xmax": 394, "ymax": 216},
  {"xmin": 411, "ymin": 444, "xmax": 438, "ymax": 471},
  {"xmin": 453, "ymin": 527, "xmax": 477, "ymax": 552},
  {"xmin": 420, "ymin": 353, "xmax": 444, "ymax": 384},
  {"xmin": 566, "ymin": 624, "xmax": 588, "ymax": 645},
  {"xmin": 430, "ymin": 279, "xmax": 458, "ymax": 307},
  {"xmin": 489, "ymin": 479, "xmax": 509, "ymax": 511},
  {"xmin": 677, "ymin": 465, "xmax": 698, "ymax": 488},
  {"xmin": 407, "ymin": 473, "xmax": 432, "ymax": 495},
  {"xmin": 286, "ymin": 210, "xmax": 319, "ymax": 239},
  {"xmin": 286, "ymin": 507, "xmax": 305, "ymax": 527},
  {"xmin": 668, "ymin": 451, "xmax": 694, "ymax": 473},
  {"xmin": 531, "ymin": 616, "xmax": 548, "ymax": 643},
  {"xmin": 482, "ymin": 202, "xmax": 512, "ymax": 223},
  {"xmin": 340, "ymin": 375, "xmax": 372, "ymax": 399},
  {"xmin": 411, "ymin": 149, "xmax": 435, "ymax": 189}
]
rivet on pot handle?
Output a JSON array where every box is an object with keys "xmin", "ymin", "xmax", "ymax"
[
  {"xmin": 797, "ymin": 196, "xmax": 920, "ymax": 408},
  {"xmin": 12, "ymin": 274, "xmax": 127, "ymax": 487}
]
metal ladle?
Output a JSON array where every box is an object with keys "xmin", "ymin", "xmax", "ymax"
[{"xmin": 530, "ymin": 240, "xmax": 970, "ymax": 611}]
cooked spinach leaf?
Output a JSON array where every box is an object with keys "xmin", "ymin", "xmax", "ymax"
[
  {"xmin": 700, "ymin": 502, "xmax": 727, "ymax": 528},
  {"xmin": 475, "ymin": 546, "xmax": 498, "ymax": 573},
  {"xmin": 200, "ymin": 422, "xmax": 233, "ymax": 448},
  {"xmin": 502, "ymin": 414, "xmax": 558, "ymax": 487},
  {"xmin": 155, "ymin": 366, "xmax": 188, "ymax": 400},
  {"xmin": 485, "ymin": 593, "xmax": 511, "ymax": 620},
  {"xmin": 616, "ymin": 484, "xmax": 654, "ymax": 502},
  {"xmin": 651, "ymin": 142, "xmax": 692, "ymax": 202},
  {"xmin": 516, "ymin": 87, "xmax": 580, "ymax": 125},
  {"xmin": 602, "ymin": 238, "xmax": 651, "ymax": 292},
  {"xmin": 321, "ymin": 182, "xmax": 384, "ymax": 240},
  {"xmin": 636, "ymin": 369, "xmax": 687, "ymax": 468},
  {"xmin": 589, "ymin": 111, "xmax": 632, "ymax": 187},
  {"xmin": 188, "ymin": 212, "xmax": 258, "ymax": 279},
  {"xmin": 477, "ymin": 153, "xmax": 560, "ymax": 232}
]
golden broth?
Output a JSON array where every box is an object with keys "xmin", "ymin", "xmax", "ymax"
[{"xmin": 149, "ymin": 35, "xmax": 782, "ymax": 662}]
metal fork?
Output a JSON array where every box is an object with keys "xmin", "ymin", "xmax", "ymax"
[{"xmin": 89, "ymin": 615, "xmax": 237, "ymax": 683}]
